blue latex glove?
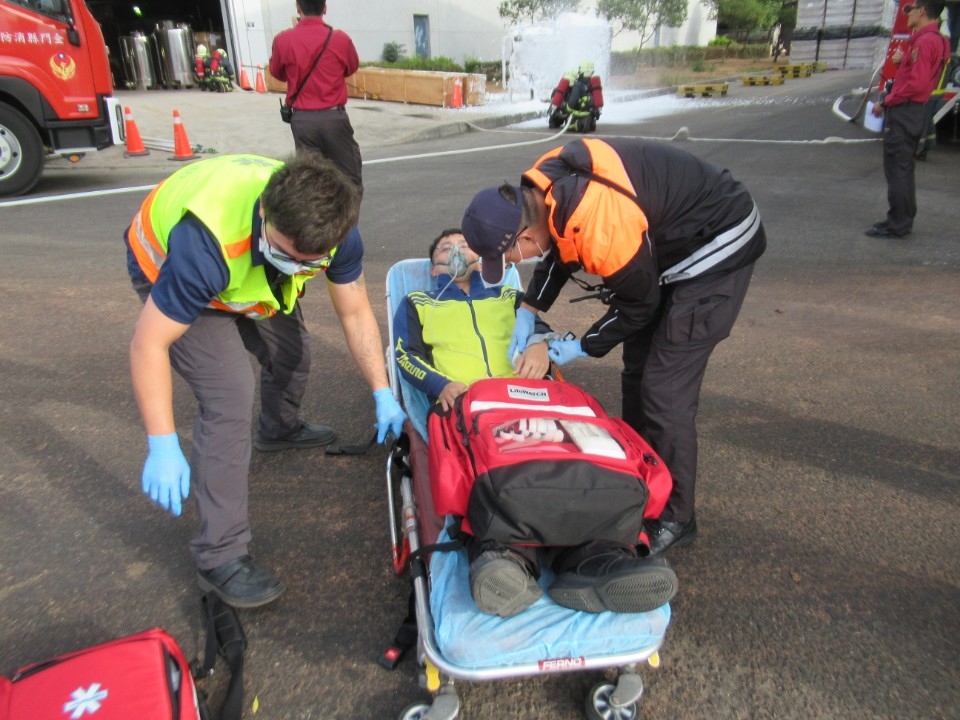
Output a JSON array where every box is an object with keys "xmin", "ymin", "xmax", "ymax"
[
  {"xmin": 374, "ymin": 388, "xmax": 406, "ymax": 444},
  {"xmin": 142, "ymin": 433, "xmax": 190, "ymax": 517},
  {"xmin": 508, "ymin": 308, "xmax": 536, "ymax": 364},
  {"xmin": 547, "ymin": 338, "xmax": 588, "ymax": 366}
]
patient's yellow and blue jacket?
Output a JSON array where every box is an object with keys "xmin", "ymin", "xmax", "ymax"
[{"xmin": 392, "ymin": 271, "xmax": 549, "ymax": 401}]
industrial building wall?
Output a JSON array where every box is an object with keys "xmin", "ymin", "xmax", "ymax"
[{"xmin": 248, "ymin": 0, "xmax": 715, "ymax": 69}]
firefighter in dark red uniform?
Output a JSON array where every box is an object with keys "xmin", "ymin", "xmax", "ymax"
[
  {"xmin": 866, "ymin": 0, "xmax": 950, "ymax": 238},
  {"xmin": 461, "ymin": 138, "xmax": 766, "ymax": 555}
]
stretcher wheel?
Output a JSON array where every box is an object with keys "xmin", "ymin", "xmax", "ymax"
[
  {"xmin": 585, "ymin": 682, "xmax": 639, "ymax": 720},
  {"xmin": 397, "ymin": 702, "xmax": 431, "ymax": 720}
]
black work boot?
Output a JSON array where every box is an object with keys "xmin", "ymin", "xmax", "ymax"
[
  {"xmin": 197, "ymin": 555, "xmax": 286, "ymax": 608},
  {"xmin": 469, "ymin": 548, "xmax": 542, "ymax": 617},
  {"xmin": 647, "ymin": 516, "xmax": 698, "ymax": 556},
  {"xmin": 254, "ymin": 421, "xmax": 336, "ymax": 451},
  {"xmin": 548, "ymin": 549, "xmax": 677, "ymax": 614}
]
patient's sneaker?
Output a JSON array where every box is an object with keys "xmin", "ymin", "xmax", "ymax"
[
  {"xmin": 548, "ymin": 549, "xmax": 677, "ymax": 614},
  {"xmin": 469, "ymin": 548, "xmax": 542, "ymax": 617}
]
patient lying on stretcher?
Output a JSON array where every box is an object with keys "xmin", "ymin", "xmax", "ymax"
[{"xmin": 392, "ymin": 228, "xmax": 678, "ymax": 617}]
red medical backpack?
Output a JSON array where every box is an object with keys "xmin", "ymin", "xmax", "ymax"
[
  {"xmin": 427, "ymin": 378, "xmax": 672, "ymax": 547},
  {"xmin": 0, "ymin": 628, "xmax": 201, "ymax": 720}
]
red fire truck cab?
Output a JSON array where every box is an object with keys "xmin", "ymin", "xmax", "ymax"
[{"xmin": 1, "ymin": 0, "xmax": 122, "ymax": 196}]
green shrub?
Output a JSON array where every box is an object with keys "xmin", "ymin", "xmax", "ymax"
[
  {"xmin": 381, "ymin": 42, "xmax": 406, "ymax": 63},
  {"xmin": 611, "ymin": 42, "xmax": 771, "ymax": 73},
  {"xmin": 362, "ymin": 56, "xmax": 464, "ymax": 72},
  {"xmin": 465, "ymin": 58, "xmax": 503, "ymax": 82}
]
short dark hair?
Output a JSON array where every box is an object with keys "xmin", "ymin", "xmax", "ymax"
[
  {"xmin": 261, "ymin": 152, "xmax": 359, "ymax": 254},
  {"xmin": 916, "ymin": 0, "xmax": 945, "ymax": 18},
  {"xmin": 297, "ymin": 0, "xmax": 326, "ymax": 17},
  {"xmin": 428, "ymin": 228, "xmax": 463, "ymax": 259}
]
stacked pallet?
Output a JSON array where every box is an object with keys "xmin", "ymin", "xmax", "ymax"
[
  {"xmin": 790, "ymin": 0, "xmax": 891, "ymax": 70},
  {"xmin": 741, "ymin": 73, "xmax": 785, "ymax": 86},
  {"xmin": 677, "ymin": 83, "xmax": 729, "ymax": 98}
]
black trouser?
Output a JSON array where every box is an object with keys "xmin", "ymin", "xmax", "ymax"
[
  {"xmin": 620, "ymin": 258, "xmax": 759, "ymax": 523},
  {"xmin": 882, "ymin": 102, "xmax": 925, "ymax": 235},
  {"xmin": 290, "ymin": 106, "xmax": 364, "ymax": 204}
]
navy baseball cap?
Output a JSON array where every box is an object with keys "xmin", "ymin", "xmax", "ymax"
[{"xmin": 461, "ymin": 185, "xmax": 523, "ymax": 285}]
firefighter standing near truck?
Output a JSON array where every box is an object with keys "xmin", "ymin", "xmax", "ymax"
[
  {"xmin": 461, "ymin": 138, "xmax": 766, "ymax": 556},
  {"xmin": 866, "ymin": 0, "xmax": 951, "ymax": 238}
]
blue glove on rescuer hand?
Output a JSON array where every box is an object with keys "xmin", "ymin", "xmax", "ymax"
[
  {"xmin": 508, "ymin": 308, "xmax": 536, "ymax": 364},
  {"xmin": 547, "ymin": 338, "xmax": 588, "ymax": 366},
  {"xmin": 374, "ymin": 388, "xmax": 407, "ymax": 444},
  {"xmin": 142, "ymin": 433, "xmax": 190, "ymax": 517}
]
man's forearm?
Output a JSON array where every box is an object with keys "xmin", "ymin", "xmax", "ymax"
[{"xmin": 130, "ymin": 340, "xmax": 176, "ymax": 436}]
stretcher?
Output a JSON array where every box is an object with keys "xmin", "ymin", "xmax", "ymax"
[{"xmin": 382, "ymin": 259, "xmax": 671, "ymax": 720}]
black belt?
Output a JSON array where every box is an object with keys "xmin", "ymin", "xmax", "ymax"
[{"xmin": 297, "ymin": 105, "xmax": 345, "ymax": 113}]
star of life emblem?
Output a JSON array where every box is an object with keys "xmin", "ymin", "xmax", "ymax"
[{"xmin": 63, "ymin": 683, "xmax": 109, "ymax": 718}]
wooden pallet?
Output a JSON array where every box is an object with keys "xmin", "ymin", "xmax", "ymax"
[
  {"xmin": 776, "ymin": 63, "xmax": 813, "ymax": 78},
  {"xmin": 677, "ymin": 83, "xmax": 729, "ymax": 98},
  {"xmin": 741, "ymin": 73, "xmax": 785, "ymax": 86}
]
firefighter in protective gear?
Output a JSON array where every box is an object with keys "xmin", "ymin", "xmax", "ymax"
[{"xmin": 461, "ymin": 138, "xmax": 766, "ymax": 556}]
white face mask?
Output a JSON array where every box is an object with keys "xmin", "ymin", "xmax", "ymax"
[
  {"xmin": 516, "ymin": 237, "xmax": 551, "ymax": 265},
  {"xmin": 259, "ymin": 234, "xmax": 324, "ymax": 276}
]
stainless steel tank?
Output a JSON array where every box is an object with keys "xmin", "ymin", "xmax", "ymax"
[
  {"xmin": 154, "ymin": 21, "xmax": 195, "ymax": 88},
  {"xmin": 119, "ymin": 32, "xmax": 160, "ymax": 90}
]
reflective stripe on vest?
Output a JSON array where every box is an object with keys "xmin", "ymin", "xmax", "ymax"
[{"xmin": 659, "ymin": 202, "xmax": 761, "ymax": 285}]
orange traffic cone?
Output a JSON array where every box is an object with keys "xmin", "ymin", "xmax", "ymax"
[
  {"xmin": 123, "ymin": 106, "xmax": 149, "ymax": 157},
  {"xmin": 238, "ymin": 66, "xmax": 253, "ymax": 91},
  {"xmin": 451, "ymin": 76, "xmax": 463, "ymax": 108},
  {"xmin": 169, "ymin": 110, "xmax": 199, "ymax": 161},
  {"xmin": 254, "ymin": 65, "xmax": 267, "ymax": 93}
]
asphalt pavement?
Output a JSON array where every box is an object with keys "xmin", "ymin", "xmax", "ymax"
[{"xmin": 1, "ymin": 70, "xmax": 958, "ymax": 720}]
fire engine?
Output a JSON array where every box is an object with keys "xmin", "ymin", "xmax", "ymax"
[{"xmin": 1, "ymin": 0, "xmax": 122, "ymax": 196}]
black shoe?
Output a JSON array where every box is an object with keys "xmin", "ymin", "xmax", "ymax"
[
  {"xmin": 915, "ymin": 149, "xmax": 927, "ymax": 161},
  {"xmin": 197, "ymin": 555, "xmax": 286, "ymax": 608},
  {"xmin": 254, "ymin": 421, "xmax": 336, "ymax": 451},
  {"xmin": 469, "ymin": 548, "xmax": 542, "ymax": 617},
  {"xmin": 548, "ymin": 549, "xmax": 677, "ymax": 613},
  {"xmin": 647, "ymin": 517, "xmax": 698, "ymax": 556},
  {"xmin": 864, "ymin": 225, "xmax": 910, "ymax": 239}
]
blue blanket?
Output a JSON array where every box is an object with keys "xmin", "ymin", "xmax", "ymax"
[{"xmin": 429, "ymin": 526, "xmax": 671, "ymax": 670}]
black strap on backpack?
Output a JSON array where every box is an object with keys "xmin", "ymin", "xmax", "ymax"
[
  {"xmin": 285, "ymin": 25, "xmax": 334, "ymax": 111},
  {"xmin": 193, "ymin": 593, "xmax": 247, "ymax": 720}
]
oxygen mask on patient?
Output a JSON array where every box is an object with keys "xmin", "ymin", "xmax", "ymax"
[
  {"xmin": 444, "ymin": 243, "xmax": 473, "ymax": 280},
  {"xmin": 435, "ymin": 242, "xmax": 478, "ymax": 296}
]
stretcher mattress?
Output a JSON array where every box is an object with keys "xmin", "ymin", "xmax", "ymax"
[{"xmin": 429, "ymin": 525, "xmax": 671, "ymax": 670}]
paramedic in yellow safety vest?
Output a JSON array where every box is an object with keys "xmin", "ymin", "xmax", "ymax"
[
  {"xmin": 392, "ymin": 229, "xmax": 552, "ymax": 412},
  {"xmin": 462, "ymin": 138, "xmax": 766, "ymax": 557},
  {"xmin": 390, "ymin": 229, "xmax": 679, "ymax": 618},
  {"xmin": 125, "ymin": 153, "xmax": 406, "ymax": 608}
]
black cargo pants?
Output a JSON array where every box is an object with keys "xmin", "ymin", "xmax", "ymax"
[{"xmin": 620, "ymin": 256, "xmax": 759, "ymax": 524}]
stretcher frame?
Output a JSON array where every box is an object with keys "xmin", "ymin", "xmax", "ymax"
[{"xmin": 382, "ymin": 259, "xmax": 667, "ymax": 720}]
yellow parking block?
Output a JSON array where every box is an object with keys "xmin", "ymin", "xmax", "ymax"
[{"xmin": 677, "ymin": 83, "xmax": 729, "ymax": 98}]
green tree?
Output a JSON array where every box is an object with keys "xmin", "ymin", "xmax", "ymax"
[
  {"xmin": 596, "ymin": 0, "xmax": 690, "ymax": 48},
  {"xmin": 498, "ymin": 0, "xmax": 581, "ymax": 24},
  {"xmin": 717, "ymin": 0, "xmax": 780, "ymax": 42}
]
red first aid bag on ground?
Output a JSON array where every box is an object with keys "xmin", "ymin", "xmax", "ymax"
[
  {"xmin": 0, "ymin": 628, "xmax": 201, "ymax": 720},
  {"xmin": 427, "ymin": 378, "xmax": 672, "ymax": 546}
]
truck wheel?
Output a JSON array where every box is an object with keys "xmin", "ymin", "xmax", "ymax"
[{"xmin": 0, "ymin": 105, "xmax": 45, "ymax": 197}]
